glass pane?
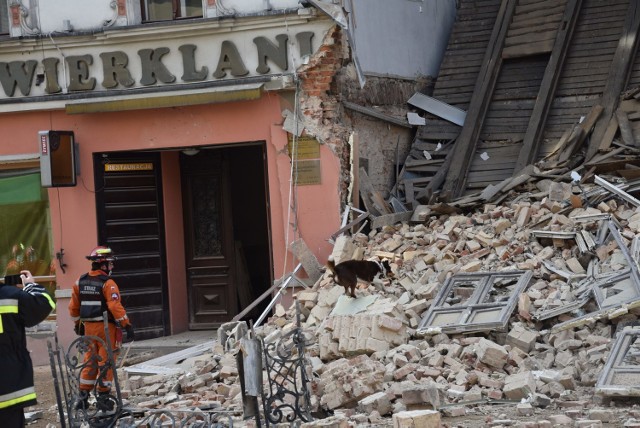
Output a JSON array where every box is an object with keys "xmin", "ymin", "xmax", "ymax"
[
  {"xmin": 183, "ymin": 0, "xmax": 202, "ymax": 17},
  {"xmin": 191, "ymin": 175, "xmax": 222, "ymax": 257},
  {"xmin": 0, "ymin": 0, "xmax": 9, "ymax": 34},
  {"xmin": 147, "ymin": 0, "xmax": 174, "ymax": 21}
]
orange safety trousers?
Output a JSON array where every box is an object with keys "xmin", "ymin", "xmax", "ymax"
[{"xmin": 79, "ymin": 321, "xmax": 121, "ymax": 393}]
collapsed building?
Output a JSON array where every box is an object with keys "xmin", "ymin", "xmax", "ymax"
[
  {"xmin": 97, "ymin": 0, "xmax": 640, "ymax": 426},
  {"xmin": 102, "ymin": 174, "xmax": 640, "ymax": 427},
  {"xmin": 21, "ymin": 0, "xmax": 640, "ymax": 426}
]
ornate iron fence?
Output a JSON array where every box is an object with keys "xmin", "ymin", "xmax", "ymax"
[
  {"xmin": 48, "ymin": 316, "xmax": 123, "ymax": 428},
  {"xmin": 260, "ymin": 302, "xmax": 314, "ymax": 426}
]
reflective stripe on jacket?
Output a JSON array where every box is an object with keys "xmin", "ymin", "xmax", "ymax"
[
  {"xmin": 0, "ymin": 282, "xmax": 55, "ymax": 410},
  {"xmin": 69, "ymin": 270, "xmax": 130, "ymax": 328}
]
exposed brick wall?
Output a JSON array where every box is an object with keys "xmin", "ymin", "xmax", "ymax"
[
  {"xmin": 297, "ymin": 25, "xmax": 353, "ymax": 203},
  {"xmin": 296, "ymin": 25, "xmax": 435, "ymax": 207}
]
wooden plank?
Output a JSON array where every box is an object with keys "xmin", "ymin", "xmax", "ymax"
[
  {"xmin": 502, "ymin": 39, "xmax": 555, "ymax": 58},
  {"xmin": 514, "ymin": 0, "xmax": 583, "ymax": 172},
  {"xmin": 342, "ymin": 101, "xmax": 411, "ymax": 128},
  {"xmin": 514, "ymin": 0, "xmax": 562, "ymax": 15},
  {"xmin": 404, "ymin": 180, "xmax": 415, "ymax": 204},
  {"xmin": 442, "ymin": 0, "xmax": 518, "ymax": 200},
  {"xmin": 358, "ymin": 167, "xmax": 381, "ymax": 216},
  {"xmin": 618, "ymin": 169, "xmax": 640, "ymax": 179},
  {"xmin": 504, "ymin": 29, "xmax": 557, "ymax": 47},
  {"xmin": 414, "ymin": 144, "xmax": 457, "ymax": 205},
  {"xmin": 616, "ymin": 109, "xmax": 636, "ymax": 147},
  {"xmin": 359, "ymin": 167, "xmax": 392, "ymax": 215},
  {"xmin": 598, "ymin": 115, "xmax": 619, "ymax": 152},
  {"xmin": 508, "ymin": 20, "xmax": 561, "ymax": 36},
  {"xmin": 587, "ymin": 0, "xmax": 640, "ymax": 161},
  {"xmin": 512, "ymin": 12, "xmax": 562, "ymax": 27}
]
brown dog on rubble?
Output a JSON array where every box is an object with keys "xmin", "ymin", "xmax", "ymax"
[{"xmin": 326, "ymin": 256, "xmax": 393, "ymax": 298}]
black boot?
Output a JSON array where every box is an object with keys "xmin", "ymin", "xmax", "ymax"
[
  {"xmin": 74, "ymin": 391, "xmax": 89, "ymax": 410},
  {"xmin": 96, "ymin": 391, "xmax": 115, "ymax": 414}
]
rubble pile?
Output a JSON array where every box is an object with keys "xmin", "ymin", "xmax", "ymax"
[{"xmin": 120, "ymin": 174, "xmax": 640, "ymax": 427}]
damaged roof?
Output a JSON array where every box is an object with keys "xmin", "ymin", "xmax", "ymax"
[{"xmin": 401, "ymin": 0, "xmax": 640, "ymax": 203}]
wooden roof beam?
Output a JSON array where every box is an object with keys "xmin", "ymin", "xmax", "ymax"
[
  {"xmin": 586, "ymin": 1, "xmax": 640, "ymax": 162},
  {"xmin": 514, "ymin": 0, "xmax": 583, "ymax": 173},
  {"xmin": 441, "ymin": 0, "xmax": 518, "ymax": 200}
]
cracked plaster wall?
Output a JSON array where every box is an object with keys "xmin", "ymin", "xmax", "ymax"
[{"xmin": 295, "ymin": 25, "xmax": 431, "ymax": 206}]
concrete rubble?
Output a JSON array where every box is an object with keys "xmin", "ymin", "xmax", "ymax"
[{"xmin": 118, "ymin": 174, "xmax": 640, "ymax": 427}]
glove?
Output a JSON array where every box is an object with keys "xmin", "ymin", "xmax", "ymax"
[
  {"xmin": 125, "ymin": 324, "xmax": 135, "ymax": 341},
  {"xmin": 74, "ymin": 322, "xmax": 84, "ymax": 336}
]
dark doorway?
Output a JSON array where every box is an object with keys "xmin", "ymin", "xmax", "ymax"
[
  {"xmin": 93, "ymin": 143, "xmax": 271, "ymax": 336},
  {"xmin": 181, "ymin": 143, "xmax": 272, "ymax": 329},
  {"xmin": 93, "ymin": 152, "xmax": 169, "ymax": 340}
]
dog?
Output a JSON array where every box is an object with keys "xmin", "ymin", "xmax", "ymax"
[{"xmin": 326, "ymin": 256, "xmax": 393, "ymax": 298}]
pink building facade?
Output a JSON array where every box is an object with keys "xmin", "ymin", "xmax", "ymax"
[{"xmin": 0, "ymin": 10, "xmax": 341, "ymax": 349}]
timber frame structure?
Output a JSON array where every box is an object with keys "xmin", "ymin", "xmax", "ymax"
[{"xmin": 399, "ymin": 0, "xmax": 640, "ymax": 203}]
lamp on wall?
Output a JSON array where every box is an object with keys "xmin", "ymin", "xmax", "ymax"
[{"xmin": 181, "ymin": 148, "xmax": 200, "ymax": 156}]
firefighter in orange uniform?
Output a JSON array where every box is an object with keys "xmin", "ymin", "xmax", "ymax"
[{"xmin": 68, "ymin": 246, "xmax": 134, "ymax": 411}]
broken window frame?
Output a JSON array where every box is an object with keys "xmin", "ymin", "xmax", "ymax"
[
  {"xmin": 547, "ymin": 219, "xmax": 640, "ymax": 332},
  {"xmin": 417, "ymin": 270, "xmax": 533, "ymax": 335},
  {"xmin": 595, "ymin": 327, "xmax": 640, "ymax": 397}
]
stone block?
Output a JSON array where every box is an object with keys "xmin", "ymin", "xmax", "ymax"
[
  {"xmin": 392, "ymin": 410, "xmax": 440, "ymax": 428},
  {"xmin": 358, "ymin": 391, "xmax": 392, "ymax": 416},
  {"xmin": 574, "ymin": 421, "xmax": 602, "ymax": 428},
  {"xmin": 301, "ymin": 415, "xmax": 349, "ymax": 428},
  {"xmin": 503, "ymin": 371, "xmax": 536, "ymax": 400},
  {"xmin": 400, "ymin": 380, "xmax": 443, "ymax": 408},
  {"xmin": 506, "ymin": 324, "xmax": 538, "ymax": 353},
  {"xmin": 476, "ymin": 338, "xmax": 508, "ymax": 369}
]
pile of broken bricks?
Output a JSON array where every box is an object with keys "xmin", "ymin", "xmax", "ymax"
[{"xmin": 118, "ymin": 173, "xmax": 640, "ymax": 427}]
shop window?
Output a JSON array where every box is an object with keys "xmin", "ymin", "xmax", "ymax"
[
  {"xmin": 0, "ymin": 0, "xmax": 9, "ymax": 35},
  {"xmin": 0, "ymin": 165, "xmax": 56, "ymax": 308},
  {"xmin": 141, "ymin": 0, "xmax": 202, "ymax": 21}
]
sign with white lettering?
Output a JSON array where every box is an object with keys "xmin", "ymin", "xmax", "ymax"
[{"xmin": 105, "ymin": 163, "xmax": 153, "ymax": 172}]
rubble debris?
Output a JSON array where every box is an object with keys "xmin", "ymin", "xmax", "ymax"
[{"xmin": 115, "ymin": 172, "xmax": 640, "ymax": 427}]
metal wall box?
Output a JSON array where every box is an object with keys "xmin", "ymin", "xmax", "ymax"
[
  {"xmin": 417, "ymin": 270, "xmax": 533, "ymax": 335},
  {"xmin": 596, "ymin": 327, "xmax": 640, "ymax": 397}
]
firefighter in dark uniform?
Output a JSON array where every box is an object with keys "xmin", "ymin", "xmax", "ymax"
[
  {"xmin": 68, "ymin": 246, "xmax": 134, "ymax": 411},
  {"xmin": 0, "ymin": 270, "xmax": 56, "ymax": 428}
]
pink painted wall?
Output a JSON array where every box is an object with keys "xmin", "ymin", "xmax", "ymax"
[
  {"xmin": 0, "ymin": 93, "xmax": 341, "ymax": 347},
  {"xmin": 160, "ymin": 152, "xmax": 189, "ymax": 333}
]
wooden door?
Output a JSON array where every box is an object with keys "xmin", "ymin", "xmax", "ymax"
[
  {"xmin": 181, "ymin": 149, "xmax": 236, "ymax": 328},
  {"xmin": 94, "ymin": 152, "xmax": 168, "ymax": 339}
]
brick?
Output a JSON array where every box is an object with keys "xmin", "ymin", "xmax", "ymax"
[
  {"xmin": 503, "ymin": 371, "xmax": 536, "ymax": 400},
  {"xmin": 476, "ymin": 338, "xmax": 508, "ymax": 368},
  {"xmin": 506, "ymin": 324, "xmax": 538, "ymax": 352},
  {"xmin": 358, "ymin": 391, "xmax": 392, "ymax": 416},
  {"xmin": 574, "ymin": 421, "xmax": 602, "ymax": 428},
  {"xmin": 400, "ymin": 381, "xmax": 443, "ymax": 408},
  {"xmin": 392, "ymin": 410, "xmax": 440, "ymax": 428},
  {"xmin": 300, "ymin": 415, "xmax": 349, "ymax": 428}
]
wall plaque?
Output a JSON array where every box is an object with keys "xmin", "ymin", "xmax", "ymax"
[
  {"xmin": 293, "ymin": 160, "xmax": 321, "ymax": 185},
  {"xmin": 287, "ymin": 135, "xmax": 320, "ymax": 160}
]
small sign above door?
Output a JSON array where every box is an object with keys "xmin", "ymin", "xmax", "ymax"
[{"xmin": 105, "ymin": 163, "xmax": 154, "ymax": 172}]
